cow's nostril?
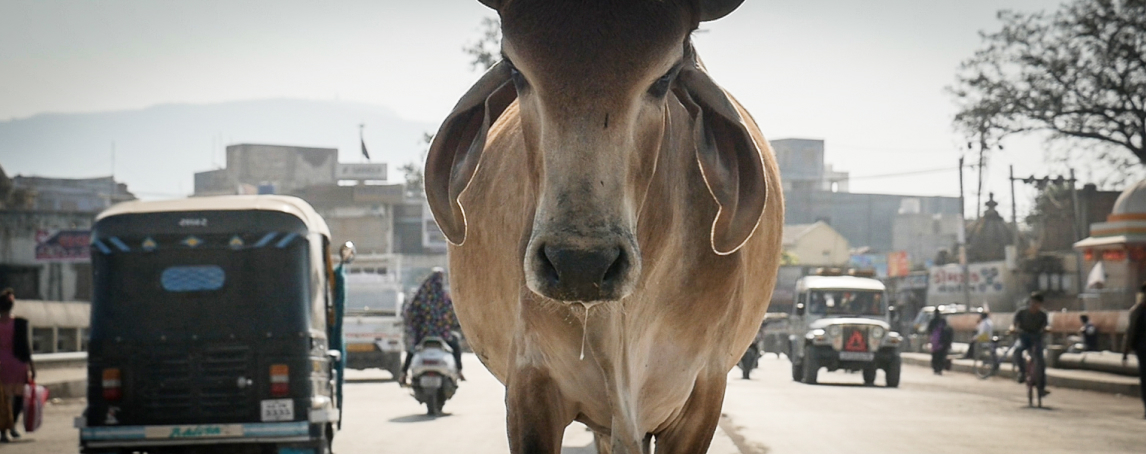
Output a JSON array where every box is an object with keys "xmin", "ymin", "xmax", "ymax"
[
  {"xmin": 538, "ymin": 244, "xmax": 561, "ymax": 286},
  {"xmin": 602, "ymin": 249, "xmax": 627, "ymax": 286},
  {"xmin": 537, "ymin": 243, "xmax": 627, "ymax": 301}
]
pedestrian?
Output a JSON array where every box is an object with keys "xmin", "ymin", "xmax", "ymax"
[
  {"xmin": 1079, "ymin": 314, "xmax": 1099, "ymax": 352},
  {"xmin": 0, "ymin": 288, "xmax": 34, "ymax": 443},
  {"xmin": 929, "ymin": 309, "xmax": 950, "ymax": 375},
  {"xmin": 1122, "ymin": 283, "xmax": 1146, "ymax": 419},
  {"xmin": 399, "ymin": 269, "xmax": 464, "ymax": 386},
  {"xmin": 1012, "ymin": 292, "xmax": 1049, "ymax": 397}
]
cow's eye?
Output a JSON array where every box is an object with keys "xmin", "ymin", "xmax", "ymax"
[
  {"xmin": 506, "ymin": 61, "xmax": 528, "ymax": 90},
  {"xmin": 648, "ymin": 68, "xmax": 678, "ymax": 98}
]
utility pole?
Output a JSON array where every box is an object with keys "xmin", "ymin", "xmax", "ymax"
[
  {"xmin": 1070, "ymin": 168, "xmax": 1083, "ymax": 296},
  {"xmin": 959, "ymin": 157, "xmax": 971, "ymax": 308},
  {"xmin": 1009, "ymin": 165, "xmax": 1018, "ymax": 229}
]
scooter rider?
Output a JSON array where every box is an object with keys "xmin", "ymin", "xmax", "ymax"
[{"xmin": 399, "ymin": 269, "xmax": 464, "ymax": 385}]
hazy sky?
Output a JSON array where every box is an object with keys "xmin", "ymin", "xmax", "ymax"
[{"xmin": 1, "ymin": 0, "xmax": 1075, "ymax": 217}]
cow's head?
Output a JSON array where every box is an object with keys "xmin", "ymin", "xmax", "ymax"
[{"xmin": 426, "ymin": 0, "xmax": 765, "ymax": 303}]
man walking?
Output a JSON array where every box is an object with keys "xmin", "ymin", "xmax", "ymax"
[
  {"xmin": 1012, "ymin": 292, "xmax": 1049, "ymax": 397},
  {"xmin": 1123, "ymin": 284, "xmax": 1146, "ymax": 419}
]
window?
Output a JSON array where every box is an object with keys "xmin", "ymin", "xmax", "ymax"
[
  {"xmin": 57, "ymin": 327, "xmax": 79, "ymax": 352},
  {"xmin": 161, "ymin": 265, "xmax": 225, "ymax": 292},
  {"xmin": 31, "ymin": 327, "xmax": 54, "ymax": 354}
]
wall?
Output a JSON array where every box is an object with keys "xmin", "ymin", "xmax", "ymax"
[
  {"xmin": 225, "ymin": 144, "xmax": 337, "ymax": 194},
  {"xmin": 790, "ymin": 224, "xmax": 850, "ymax": 266},
  {"xmin": 785, "ymin": 191, "xmax": 962, "ymax": 252},
  {"xmin": 893, "ymin": 213, "xmax": 962, "ymax": 266}
]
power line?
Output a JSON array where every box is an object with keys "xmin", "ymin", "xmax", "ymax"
[{"xmin": 830, "ymin": 166, "xmax": 962, "ymax": 181}]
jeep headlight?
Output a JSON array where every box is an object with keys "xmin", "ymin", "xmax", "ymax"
[
  {"xmin": 871, "ymin": 327, "xmax": 885, "ymax": 339},
  {"xmin": 827, "ymin": 325, "xmax": 842, "ymax": 337}
]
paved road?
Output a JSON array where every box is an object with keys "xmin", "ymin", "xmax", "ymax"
[
  {"xmin": 13, "ymin": 353, "xmax": 1146, "ymax": 453},
  {"xmin": 726, "ymin": 355, "xmax": 1144, "ymax": 454}
]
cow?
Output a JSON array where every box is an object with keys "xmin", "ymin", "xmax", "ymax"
[{"xmin": 425, "ymin": 1, "xmax": 783, "ymax": 453}]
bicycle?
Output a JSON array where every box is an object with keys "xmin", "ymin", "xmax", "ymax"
[
  {"xmin": 972, "ymin": 335, "xmax": 1001, "ymax": 379},
  {"xmin": 1022, "ymin": 347, "xmax": 1044, "ymax": 408}
]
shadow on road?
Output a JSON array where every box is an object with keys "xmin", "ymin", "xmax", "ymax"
[
  {"xmin": 347, "ymin": 377, "xmax": 396, "ymax": 384},
  {"xmin": 561, "ymin": 443, "xmax": 596, "ymax": 454},
  {"xmin": 388, "ymin": 413, "xmax": 454, "ymax": 423},
  {"xmin": 800, "ymin": 382, "xmax": 888, "ymax": 389}
]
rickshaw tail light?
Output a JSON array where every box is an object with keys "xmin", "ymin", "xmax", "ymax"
[
  {"xmin": 270, "ymin": 364, "xmax": 289, "ymax": 396},
  {"xmin": 102, "ymin": 368, "xmax": 122, "ymax": 401}
]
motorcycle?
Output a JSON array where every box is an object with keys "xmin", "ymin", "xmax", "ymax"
[
  {"xmin": 409, "ymin": 336, "xmax": 459, "ymax": 416},
  {"xmin": 738, "ymin": 343, "xmax": 760, "ymax": 379}
]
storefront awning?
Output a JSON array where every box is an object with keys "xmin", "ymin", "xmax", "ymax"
[{"xmin": 1073, "ymin": 234, "xmax": 1146, "ymax": 249}]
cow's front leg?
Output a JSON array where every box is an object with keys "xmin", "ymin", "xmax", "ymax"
[
  {"xmin": 651, "ymin": 372, "xmax": 727, "ymax": 454},
  {"xmin": 506, "ymin": 364, "xmax": 573, "ymax": 454}
]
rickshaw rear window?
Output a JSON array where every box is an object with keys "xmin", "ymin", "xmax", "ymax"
[{"xmin": 161, "ymin": 265, "xmax": 225, "ymax": 292}]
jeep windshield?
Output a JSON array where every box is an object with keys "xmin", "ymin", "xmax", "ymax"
[{"xmin": 807, "ymin": 290, "xmax": 884, "ymax": 316}]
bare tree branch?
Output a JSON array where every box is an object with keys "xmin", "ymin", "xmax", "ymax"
[{"xmin": 949, "ymin": 0, "xmax": 1146, "ymax": 176}]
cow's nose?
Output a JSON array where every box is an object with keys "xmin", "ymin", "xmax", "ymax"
[{"xmin": 534, "ymin": 242, "xmax": 630, "ymax": 302}]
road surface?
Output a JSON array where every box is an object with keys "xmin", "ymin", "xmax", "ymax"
[{"xmin": 13, "ymin": 354, "xmax": 1146, "ymax": 453}]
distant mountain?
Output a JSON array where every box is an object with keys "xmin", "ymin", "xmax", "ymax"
[{"xmin": 0, "ymin": 99, "xmax": 436, "ymax": 199}]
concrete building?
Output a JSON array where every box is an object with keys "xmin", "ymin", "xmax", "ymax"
[
  {"xmin": 781, "ymin": 222, "xmax": 850, "ymax": 266},
  {"xmin": 192, "ymin": 143, "xmax": 446, "ymax": 296},
  {"xmin": 772, "ymin": 139, "xmax": 962, "ymax": 253},
  {"xmin": 1074, "ymin": 179, "xmax": 1146, "ymax": 310},
  {"xmin": 12, "ymin": 175, "xmax": 134, "ymax": 212},
  {"xmin": 0, "ymin": 165, "xmax": 134, "ymax": 302}
]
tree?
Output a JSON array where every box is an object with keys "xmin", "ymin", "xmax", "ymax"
[
  {"xmin": 462, "ymin": 17, "xmax": 501, "ymax": 72},
  {"xmin": 403, "ymin": 19, "xmax": 502, "ymax": 199},
  {"xmin": 950, "ymin": 0, "xmax": 1146, "ymax": 177}
]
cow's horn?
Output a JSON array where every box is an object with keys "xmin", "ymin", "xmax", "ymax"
[
  {"xmin": 477, "ymin": 0, "xmax": 501, "ymax": 9},
  {"xmin": 698, "ymin": 0, "xmax": 744, "ymax": 21}
]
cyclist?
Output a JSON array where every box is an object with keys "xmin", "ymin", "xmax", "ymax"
[{"xmin": 1011, "ymin": 292, "xmax": 1049, "ymax": 397}]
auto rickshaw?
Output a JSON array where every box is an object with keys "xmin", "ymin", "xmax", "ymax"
[{"xmin": 79, "ymin": 195, "xmax": 346, "ymax": 454}]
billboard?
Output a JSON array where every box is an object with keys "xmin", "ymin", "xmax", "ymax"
[
  {"xmin": 35, "ymin": 229, "xmax": 91, "ymax": 262},
  {"xmin": 337, "ymin": 163, "xmax": 388, "ymax": 181},
  {"xmin": 928, "ymin": 261, "xmax": 1007, "ymax": 296}
]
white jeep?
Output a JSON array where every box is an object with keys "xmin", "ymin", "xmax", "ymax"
[{"xmin": 786, "ymin": 274, "xmax": 903, "ymax": 387}]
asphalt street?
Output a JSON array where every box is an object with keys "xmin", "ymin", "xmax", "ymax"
[{"xmin": 13, "ymin": 353, "xmax": 1146, "ymax": 453}]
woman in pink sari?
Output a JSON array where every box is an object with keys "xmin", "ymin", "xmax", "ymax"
[{"xmin": 0, "ymin": 288, "xmax": 35, "ymax": 442}]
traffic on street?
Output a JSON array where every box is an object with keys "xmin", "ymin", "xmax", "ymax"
[{"xmin": 11, "ymin": 354, "xmax": 1145, "ymax": 453}]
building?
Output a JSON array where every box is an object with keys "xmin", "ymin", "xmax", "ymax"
[
  {"xmin": 1074, "ymin": 179, "xmax": 1146, "ymax": 310},
  {"xmin": 772, "ymin": 139, "xmax": 962, "ymax": 254},
  {"xmin": 192, "ymin": 143, "xmax": 446, "ymax": 296},
  {"xmin": 0, "ymin": 164, "xmax": 136, "ymax": 302},
  {"xmin": 781, "ymin": 222, "xmax": 850, "ymax": 266},
  {"xmin": 12, "ymin": 175, "xmax": 134, "ymax": 212}
]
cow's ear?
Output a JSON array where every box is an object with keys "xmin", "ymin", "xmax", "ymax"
[
  {"xmin": 697, "ymin": 0, "xmax": 745, "ymax": 21},
  {"xmin": 425, "ymin": 60, "xmax": 516, "ymax": 245},
  {"xmin": 673, "ymin": 66, "xmax": 766, "ymax": 255}
]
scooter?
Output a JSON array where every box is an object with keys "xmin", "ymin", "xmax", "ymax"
[{"xmin": 409, "ymin": 336, "xmax": 459, "ymax": 416}]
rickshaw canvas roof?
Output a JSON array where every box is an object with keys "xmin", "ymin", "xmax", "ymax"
[
  {"xmin": 798, "ymin": 275, "xmax": 886, "ymax": 292},
  {"xmin": 97, "ymin": 195, "xmax": 330, "ymax": 238}
]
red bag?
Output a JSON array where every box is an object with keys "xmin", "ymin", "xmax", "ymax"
[{"xmin": 23, "ymin": 381, "xmax": 48, "ymax": 433}]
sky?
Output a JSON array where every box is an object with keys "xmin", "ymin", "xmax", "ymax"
[{"xmin": 0, "ymin": 0, "xmax": 1086, "ymax": 219}]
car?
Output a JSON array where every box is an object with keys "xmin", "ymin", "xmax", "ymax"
[{"xmin": 786, "ymin": 271, "xmax": 903, "ymax": 387}]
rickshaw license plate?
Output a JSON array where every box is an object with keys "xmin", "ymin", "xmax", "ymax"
[
  {"xmin": 839, "ymin": 351, "xmax": 874, "ymax": 361},
  {"xmin": 419, "ymin": 375, "xmax": 442, "ymax": 388},
  {"xmin": 260, "ymin": 399, "xmax": 294, "ymax": 422}
]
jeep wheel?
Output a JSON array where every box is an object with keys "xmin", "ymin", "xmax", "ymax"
[
  {"xmin": 862, "ymin": 366, "xmax": 877, "ymax": 385},
  {"xmin": 885, "ymin": 357, "xmax": 901, "ymax": 388},
  {"xmin": 801, "ymin": 348, "xmax": 819, "ymax": 384},
  {"xmin": 791, "ymin": 359, "xmax": 802, "ymax": 381}
]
